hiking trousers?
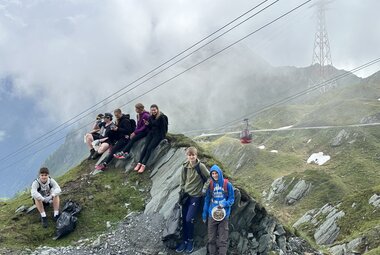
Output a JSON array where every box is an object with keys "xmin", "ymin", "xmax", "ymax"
[
  {"xmin": 122, "ymin": 131, "xmax": 147, "ymax": 154},
  {"xmin": 103, "ymin": 137, "xmax": 129, "ymax": 164},
  {"xmin": 139, "ymin": 132, "xmax": 163, "ymax": 165},
  {"xmin": 182, "ymin": 196, "xmax": 202, "ymax": 241},
  {"xmin": 208, "ymin": 218, "xmax": 229, "ymax": 255}
]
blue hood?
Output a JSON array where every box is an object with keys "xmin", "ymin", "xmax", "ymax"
[{"xmin": 210, "ymin": 164, "xmax": 224, "ymax": 187}]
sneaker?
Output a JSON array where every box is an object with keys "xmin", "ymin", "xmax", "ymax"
[
  {"xmin": 175, "ymin": 241, "xmax": 187, "ymax": 253},
  {"xmin": 95, "ymin": 162, "xmax": 107, "ymax": 170},
  {"xmin": 87, "ymin": 149, "xmax": 95, "ymax": 160},
  {"xmin": 114, "ymin": 152, "xmax": 126, "ymax": 159},
  {"xmin": 53, "ymin": 214, "xmax": 60, "ymax": 222},
  {"xmin": 91, "ymin": 169, "xmax": 104, "ymax": 176},
  {"xmin": 134, "ymin": 163, "xmax": 142, "ymax": 171},
  {"xmin": 41, "ymin": 216, "xmax": 48, "ymax": 228},
  {"xmin": 137, "ymin": 164, "xmax": 146, "ymax": 173},
  {"xmin": 184, "ymin": 240, "xmax": 194, "ymax": 253}
]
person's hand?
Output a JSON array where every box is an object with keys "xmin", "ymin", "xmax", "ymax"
[
  {"xmin": 43, "ymin": 196, "xmax": 52, "ymax": 203},
  {"xmin": 130, "ymin": 133, "xmax": 135, "ymax": 139},
  {"xmin": 202, "ymin": 218, "xmax": 206, "ymax": 224},
  {"xmin": 143, "ymin": 119, "xmax": 149, "ymax": 125}
]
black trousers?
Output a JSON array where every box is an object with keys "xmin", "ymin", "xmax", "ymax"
[
  {"xmin": 121, "ymin": 131, "xmax": 147, "ymax": 153},
  {"xmin": 139, "ymin": 132, "xmax": 163, "ymax": 165},
  {"xmin": 103, "ymin": 138, "xmax": 129, "ymax": 164}
]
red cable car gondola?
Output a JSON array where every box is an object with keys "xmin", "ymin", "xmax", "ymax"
[{"xmin": 240, "ymin": 118, "xmax": 252, "ymax": 144}]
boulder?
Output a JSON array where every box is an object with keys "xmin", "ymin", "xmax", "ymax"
[
  {"xmin": 314, "ymin": 210, "xmax": 345, "ymax": 245},
  {"xmin": 369, "ymin": 194, "xmax": 380, "ymax": 208},
  {"xmin": 331, "ymin": 129, "xmax": 350, "ymax": 147},
  {"xmin": 285, "ymin": 180, "xmax": 312, "ymax": 205}
]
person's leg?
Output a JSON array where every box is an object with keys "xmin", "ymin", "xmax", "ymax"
[
  {"xmin": 176, "ymin": 198, "xmax": 190, "ymax": 252},
  {"xmin": 34, "ymin": 198, "xmax": 48, "ymax": 228},
  {"xmin": 122, "ymin": 132, "xmax": 147, "ymax": 153},
  {"xmin": 103, "ymin": 138, "xmax": 128, "ymax": 165},
  {"xmin": 34, "ymin": 199, "xmax": 46, "ymax": 215},
  {"xmin": 208, "ymin": 218, "xmax": 218, "ymax": 255},
  {"xmin": 52, "ymin": 196, "xmax": 60, "ymax": 219},
  {"xmin": 141, "ymin": 135, "xmax": 162, "ymax": 165},
  {"xmin": 85, "ymin": 133, "xmax": 94, "ymax": 149},
  {"xmin": 216, "ymin": 219, "xmax": 229, "ymax": 255},
  {"xmin": 138, "ymin": 134, "xmax": 154, "ymax": 164},
  {"xmin": 97, "ymin": 142, "xmax": 110, "ymax": 154},
  {"xmin": 183, "ymin": 196, "xmax": 202, "ymax": 253}
]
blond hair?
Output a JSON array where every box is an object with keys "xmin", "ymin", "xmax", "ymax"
[{"xmin": 186, "ymin": 147, "xmax": 198, "ymax": 155}]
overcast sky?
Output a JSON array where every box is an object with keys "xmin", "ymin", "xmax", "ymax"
[{"xmin": 0, "ymin": 0, "xmax": 379, "ymax": 196}]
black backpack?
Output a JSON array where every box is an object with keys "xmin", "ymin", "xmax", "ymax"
[{"xmin": 130, "ymin": 119, "xmax": 137, "ymax": 132}]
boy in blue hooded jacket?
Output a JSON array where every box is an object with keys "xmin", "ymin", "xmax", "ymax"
[{"xmin": 202, "ymin": 165, "xmax": 234, "ymax": 255}]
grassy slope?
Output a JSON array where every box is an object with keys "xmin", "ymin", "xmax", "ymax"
[
  {"xmin": 0, "ymin": 134, "xmax": 224, "ymax": 250},
  {"xmin": 202, "ymin": 77, "xmax": 380, "ymax": 250}
]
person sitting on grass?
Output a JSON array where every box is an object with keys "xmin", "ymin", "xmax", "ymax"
[
  {"xmin": 84, "ymin": 113, "xmax": 105, "ymax": 159},
  {"xmin": 31, "ymin": 167, "xmax": 62, "ymax": 228}
]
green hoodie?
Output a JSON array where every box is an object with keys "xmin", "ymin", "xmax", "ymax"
[{"xmin": 180, "ymin": 159, "xmax": 210, "ymax": 197}]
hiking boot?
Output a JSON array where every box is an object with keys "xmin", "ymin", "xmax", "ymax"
[
  {"xmin": 137, "ymin": 164, "xmax": 146, "ymax": 173},
  {"xmin": 95, "ymin": 162, "xmax": 107, "ymax": 170},
  {"xmin": 134, "ymin": 163, "xmax": 142, "ymax": 171},
  {"xmin": 41, "ymin": 216, "xmax": 48, "ymax": 228},
  {"xmin": 53, "ymin": 214, "xmax": 60, "ymax": 222},
  {"xmin": 175, "ymin": 241, "xmax": 187, "ymax": 253},
  {"xmin": 184, "ymin": 240, "xmax": 194, "ymax": 253},
  {"xmin": 87, "ymin": 149, "xmax": 95, "ymax": 160}
]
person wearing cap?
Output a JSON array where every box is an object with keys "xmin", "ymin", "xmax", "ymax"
[
  {"xmin": 31, "ymin": 167, "xmax": 62, "ymax": 228},
  {"xmin": 90, "ymin": 112, "xmax": 119, "ymax": 160},
  {"xmin": 94, "ymin": 109, "xmax": 135, "ymax": 171},
  {"xmin": 202, "ymin": 165, "xmax": 235, "ymax": 255},
  {"xmin": 85, "ymin": 113, "xmax": 105, "ymax": 159}
]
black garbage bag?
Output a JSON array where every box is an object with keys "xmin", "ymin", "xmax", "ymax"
[
  {"xmin": 54, "ymin": 200, "xmax": 81, "ymax": 239},
  {"xmin": 162, "ymin": 203, "xmax": 182, "ymax": 249}
]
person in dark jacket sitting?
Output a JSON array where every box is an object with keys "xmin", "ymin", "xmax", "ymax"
[
  {"xmin": 94, "ymin": 109, "xmax": 135, "ymax": 172},
  {"xmin": 134, "ymin": 104, "xmax": 168, "ymax": 173},
  {"xmin": 114, "ymin": 103, "xmax": 150, "ymax": 159}
]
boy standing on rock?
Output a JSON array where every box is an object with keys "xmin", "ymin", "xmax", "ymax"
[
  {"xmin": 31, "ymin": 167, "xmax": 62, "ymax": 228},
  {"xmin": 176, "ymin": 147, "xmax": 209, "ymax": 253},
  {"xmin": 202, "ymin": 165, "xmax": 235, "ymax": 255}
]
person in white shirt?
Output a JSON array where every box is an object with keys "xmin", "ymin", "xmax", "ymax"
[{"xmin": 31, "ymin": 167, "xmax": 62, "ymax": 228}]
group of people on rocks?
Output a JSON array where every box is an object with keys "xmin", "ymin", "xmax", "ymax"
[
  {"xmin": 84, "ymin": 103, "xmax": 168, "ymax": 174},
  {"xmin": 30, "ymin": 103, "xmax": 235, "ymax": 255}
]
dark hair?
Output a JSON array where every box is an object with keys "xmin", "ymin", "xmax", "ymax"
[
  {"xmin": 150, "ymin": 104, "xmax": 161, "ymax": 118},
  {"xmin": 39, "ymin": 167, "xmax": 49, "ymax": 175}
]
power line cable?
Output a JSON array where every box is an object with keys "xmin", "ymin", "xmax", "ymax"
[
  {"xmin": 0, "ymin": 0, "xmax": 278, "ymax": 162},
  {"xmin": 0, "ymin": 0, "xmax": 314, "ymax": 169},
  {"xmin": 3, "ymin": 55, "xmax": 379, "ymax": 170},
  {"xmin": 184, "ymin": 57, "xmax": 380, "ymax": 135}
]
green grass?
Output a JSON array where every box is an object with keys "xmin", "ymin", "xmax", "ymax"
[{"xmin": 0, "ymin": 160, "xmax": 148, "ymax": 249}]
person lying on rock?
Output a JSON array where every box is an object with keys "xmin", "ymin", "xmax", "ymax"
[
  {"xmin": 176, "ymin": 147, "xmax": 209, "ymax": 253},
  {"xmin": 202, "ymin": 165, "xmax": 235, "ymax": 255},
  {"xmin": 31, "ymin": 167, "xmax": 62, "ymax": 228}
]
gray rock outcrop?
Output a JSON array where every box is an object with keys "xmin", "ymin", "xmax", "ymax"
[
  {"xmin": 331, "ymin": 129, "xmax": 350, "ymax": 147},
  {"xmin": 369, "ymin": 194, "xmax": 380, "ymax": 208},
  {"xmin": 285, "ymin": 180, "xmax": 312, "ymax": 205},
  {"xmin": 293, "ymin": 203, "xmax": 345, "ymax": 245},
  {"xmin": 329, "ymin": 237, "xmax": 363, "ymax": 255}
]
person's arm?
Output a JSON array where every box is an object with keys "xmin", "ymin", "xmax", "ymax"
[
  {"xmin": 31, "ymin": 181, "xmax": 44, "ymax": 201},
  {"xmin": 220, "ymin": 182, "xmax": 235, "ymax": 208},
  {"xmin": 180, "ymin": 167, "xmax": 186, "ymax": 191},
  {"xmin": 200, "ymin": 164, "xmax": 210, "ymax": 193},
  {"xmin": 134, "ymin": 113, "xmax": 150, "ymax": 134},
  {"xmin": 49, "ymin": 178, "xmax": 62, "ymax": 197},
  {"xmin": 202, "ymin": 187, "xmax": 211, "ymax": 222}
]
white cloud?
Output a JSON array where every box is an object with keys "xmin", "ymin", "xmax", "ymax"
[
  {"xmin": 0, "ymin": 130, "xmax": 5, "ymax": 142},
  {"xmin": 0, "ymin": 0, "xmax": 379, "ymax": 126}
]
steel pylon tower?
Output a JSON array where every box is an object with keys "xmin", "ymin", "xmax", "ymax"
[{"xmin": 310, "ymin": 0, "xmax": 336, "ymax": 92}]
